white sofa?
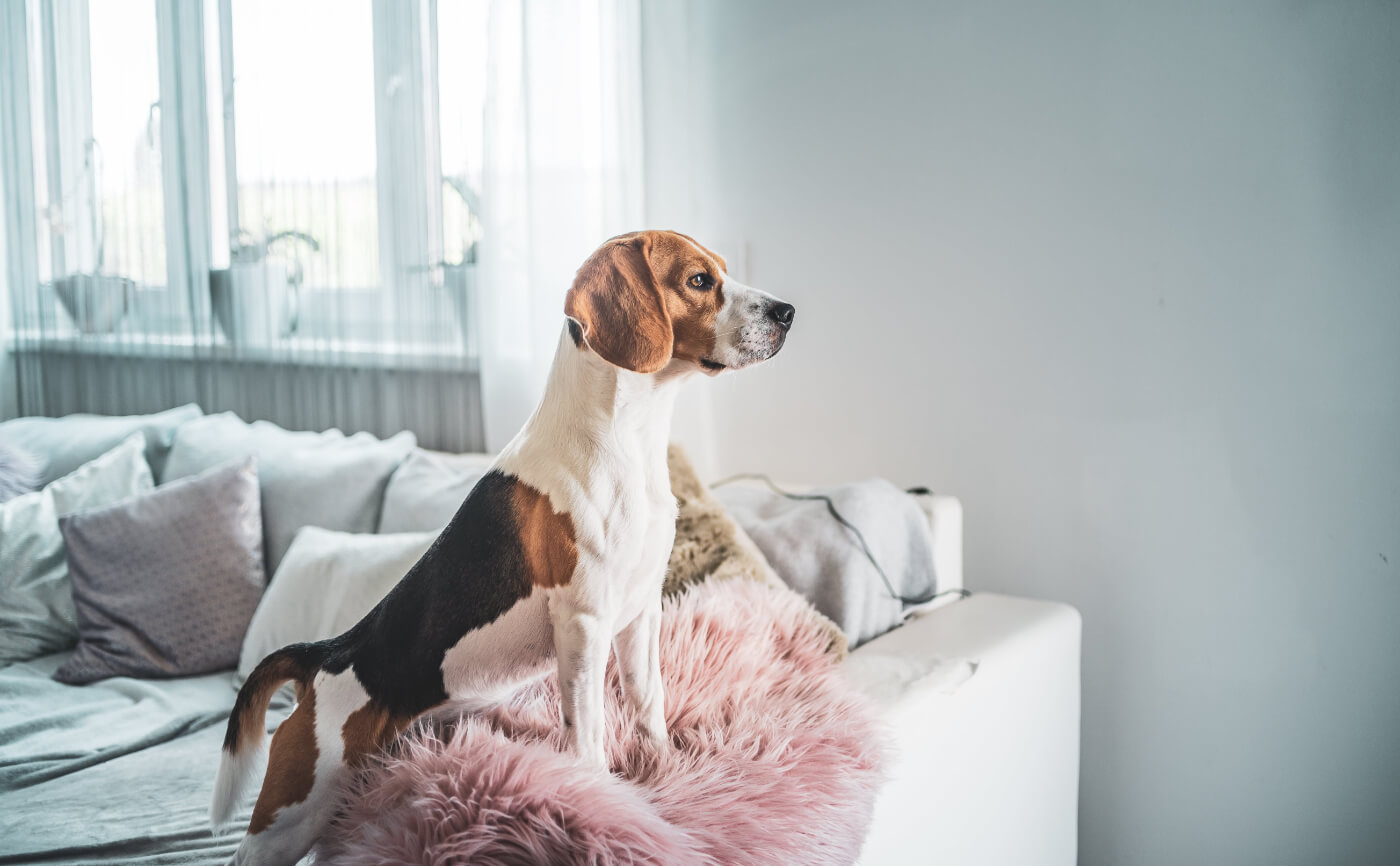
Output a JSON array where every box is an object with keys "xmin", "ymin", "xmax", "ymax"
[
  {"xmin": 846, "ymin": 496, "xmax": 1082, "ymax": 865},
  {"xmin": 0, "ymin": 400, "xmax": 1080, "ymax": 864}
]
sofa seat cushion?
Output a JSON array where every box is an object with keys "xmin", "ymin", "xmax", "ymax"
[{"xmin": 0, "ymin": 651, "xmax": 275, "ymax": 863}]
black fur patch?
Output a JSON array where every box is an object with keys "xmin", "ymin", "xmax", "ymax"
[{"xmin": 316, "ymin": 470, "xmax": 538, "ymax": 717}]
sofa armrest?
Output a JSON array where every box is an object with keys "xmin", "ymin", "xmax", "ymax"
[
  {"xmin": 916, "ymin": 493, "xmax": 962, "ymax": 594},
  {"xmin": 844, "ymin": 593, "xmax": 1082, "ymax": 866}
]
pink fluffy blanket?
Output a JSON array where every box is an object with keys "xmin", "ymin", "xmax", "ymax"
[{"xmin": 315, "ymin": 579, "xmax": 886, "ymax": 866}]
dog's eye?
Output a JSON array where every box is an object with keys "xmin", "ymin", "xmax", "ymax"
[{"xmin": 687, "ymin": 273, "xmax": 710, "ymax": 289}]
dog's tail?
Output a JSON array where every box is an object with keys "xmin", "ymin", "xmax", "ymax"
[{"xmin": 210, "ymin": 643, "xmax": 325, "ymax": 829}]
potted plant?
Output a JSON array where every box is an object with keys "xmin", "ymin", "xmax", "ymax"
[
  {"xmin": 209, "ymin": 230, "xmax": 319, "ymax": 347},
  {"xmin": 52, "ymin": 139, "xmax": 137, "ymax": 334},
  {"xmin": 440, "ymin": 175, "xmax": 483, "ymax": 353}
]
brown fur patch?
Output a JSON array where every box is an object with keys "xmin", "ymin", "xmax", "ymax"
[
  {"xmin": 249, "ymin": 683, "xmax": 319, "ymax": 835},
  {"xmin": 230, "ymin": 651, "xmax": 305, "ymax": 754},
  {"xmin": 341, "ymin": 701, "xmax": 416, "ymax": 768},
  {"xmin": 565, "ymin": 230, "xmax": 732, "ymax": 372},
  {"xmin": 670, "ymin": 230, "xmax": 728, "ymax": 273},
  {"xmin": 667, "ymin": 281, "xmax": 724, "ymax": 365},
  {"xmin": 565, "ymin": 235, "xmax": 673, "ymax": 373},
  {"xmin": 640, "ymin": 231, "xmax": 728, "ymax": 365},
  {"xmin": 513, "ymin": 480, "xmax": 579, "ymax": 588}
]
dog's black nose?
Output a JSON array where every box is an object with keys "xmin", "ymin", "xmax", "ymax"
[{"xmin": 768, "ymin": 302, "xmax": 795, "ymax": 330}]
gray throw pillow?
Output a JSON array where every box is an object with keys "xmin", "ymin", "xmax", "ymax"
[
  {"xmin": 0, "ymin": 404, "xmax": 202, "ymax": 487},
  {"xmin": 161, "ymin": 413, "xmax": 416, "ymax": 575},
  {"xmin": 54, "ymin": 458, "xmax": 265, "ymax": 684},
  {"xmin": 714, "ymin": 479, "xmax": 938, "ymax": 648},
  {"xmin": 377, "ymin": 449, "xmax": 493, "ymax": 533},
  {"xmin": 0, "ymin": 433, "xmax": 154, "ymax": 665}
]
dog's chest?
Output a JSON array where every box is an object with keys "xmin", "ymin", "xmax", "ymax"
[
  {"xmin": 598, "ymin": 459, "xmax": 676, "ymax": 569},
  {"xmin": 500, "ymin": 442, "xmax": 674, "ymax": 608},
  {"xmin": 568, "ymin": 455, "xmax": 676, "ymax": 616}
]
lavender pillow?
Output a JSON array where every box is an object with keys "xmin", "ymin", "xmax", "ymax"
[{"xmin": 54, "ymin": 458, "xmax": 265, "ymax": 684}]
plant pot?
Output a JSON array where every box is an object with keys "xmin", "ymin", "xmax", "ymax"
[
  {"xmin": 210, "ymin": 260, "xmax": 297, "ymax": 347},
  {"xmin": 443, "ymin": 262, "xmax": 478, "ymax": 355},
  {"xmin": 53, "ymin": 273, "xmax": 136, "ymax": 334}
]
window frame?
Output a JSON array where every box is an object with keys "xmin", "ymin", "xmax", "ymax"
[
  {"xmin": 0, "ymin": 0, "xmax": 41, "ymax": 328},
  {"xmin": 1, "ymin": 0, "xmax": 465, "ymax": 355}
]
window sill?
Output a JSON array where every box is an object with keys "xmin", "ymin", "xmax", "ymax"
[{"xmin": 4, "ymin": 329, "xmax": 477, "ymax": 373}]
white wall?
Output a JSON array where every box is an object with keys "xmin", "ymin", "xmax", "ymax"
[{"xmin": 643, "ymin": 2, "xmax": 1400, "ymax": 864}]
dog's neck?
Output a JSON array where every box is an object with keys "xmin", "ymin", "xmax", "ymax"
[{"xmin": 501, "ymin": 324, "xmax": 694, "ymax": 477}]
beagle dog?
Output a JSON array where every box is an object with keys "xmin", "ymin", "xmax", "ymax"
[{"xmin": 210, "ymin": 230, "xmax": 795, "ymax": 865}]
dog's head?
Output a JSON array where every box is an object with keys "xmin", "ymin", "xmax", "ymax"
[{"xmin": 564, "ymin": 230, "xmax": 794, "ymax": 376}]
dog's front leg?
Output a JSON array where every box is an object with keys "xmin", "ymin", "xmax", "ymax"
[
  {"xmin": 614, "ymin": 598, "xmax": 667, "ymax": 746},
  {"xmin": 550, "ymin": 596, "xmax": 611, "ymax": 770}
]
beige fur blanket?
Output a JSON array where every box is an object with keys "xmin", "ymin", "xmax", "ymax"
[{"xmin": 664, "ymin": 445, "xmax": 847, "ymax": 658}]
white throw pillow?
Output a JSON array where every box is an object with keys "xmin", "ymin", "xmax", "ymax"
[
  {"xmin": 237, "ymin": 527, "xmax": 437, "ymax": 683},
  {"xmin": 162, "ymin": 413, "xmax": 416, "ymax": 575},
  {"xmin": 0, "ymin": 433, "xmax": 154, "ymax": 664},
  {"xmin": 0, "ymin": 403, "xmax": 201, "ymax": 486},
  {"xmin": 378, "ymin": 449, "xmax": 494, "ymax": 533}
]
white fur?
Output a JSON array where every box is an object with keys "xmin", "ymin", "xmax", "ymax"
[
  {"xmin": 709, "ymin": 278, "xmax": 787, "ymax": 370},
  {"xmin": 210, "ymin": 737, "xmax": 267, "ymax": 829},
  {"xmin": 231, "ymin": 672, "xmax": 365, "ymax": 863},
  {"xmin": 491, "ymin": 327, "xmax": 691, "ymax": 766},
  {"xmin": 673, "ymin": 234, "xmax": 788, "ymax": 373}
]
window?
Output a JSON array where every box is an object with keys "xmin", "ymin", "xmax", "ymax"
[
  {"xmin": 20, "ymin": 0, "xmax": 169, "ymax": 311},
  {"xmin": 82, "ymin": 0, "xmax": 167, "ymax": 290},
  {"xmin": 216, "ymin": 0, "xmax": 381, "ymax": 291},
  {"xmin": 1, "ymin": 0, "xmax": 488, "ymax": 356}
]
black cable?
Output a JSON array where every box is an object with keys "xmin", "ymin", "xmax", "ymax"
[{"xmin": 709, "ymin": 473, "xmax": 969, "ymax": 606}]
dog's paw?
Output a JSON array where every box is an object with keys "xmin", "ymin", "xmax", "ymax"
[
  {"xmin": 572, "ymin": 739, "xmax": 609, "ymax": 772},
  {"xmin": 640, "ymin": 712, "xmax": 669, "ymax": 750}
]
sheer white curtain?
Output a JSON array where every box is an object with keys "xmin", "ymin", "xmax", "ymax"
[{"xmin": 476, "ymin": 0, "xmax": 643, "ymax": 450}]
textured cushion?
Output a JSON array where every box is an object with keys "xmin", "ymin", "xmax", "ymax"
[
  {"xmin": 714, "ymin": 479, "xmax": 938, "ymax": 648},
  {"xmin": 377, "ymin": 449, "xmax": 494, "ymax": 533},
  {"xmin": 54, "ymin": 458, "xmax": 265, "ymax": 684},
  {"xmin": 314, "ymin": 580, "xmax": 883, "ymax": 866},
  {"xmin": 161, "ymin": 413, "xmax": 416, "ymax": 575},
  {"xmin": 665, "ymin": 445, "xmax": 847, "ymax": 657},
  {"xmin": 0, "ymin": 404, "xmax": 202, "ymax": 487},
  {"xmin": 0, "ymin": 433, "xmax": 154, "ymax": 664},
  {"xmin": 238, "ymin": 527, "xmax": 437, "ymax": 683}
]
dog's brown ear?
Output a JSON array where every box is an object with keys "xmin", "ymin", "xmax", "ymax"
[{"xmin": 565, "ymin": 234, "xmax": 674, "ymax": 373}]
